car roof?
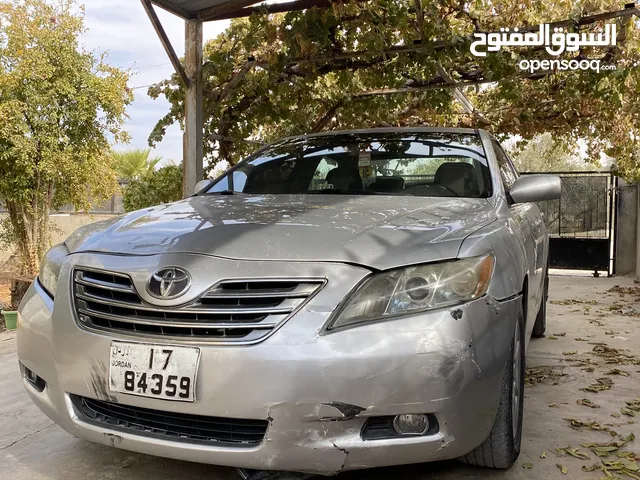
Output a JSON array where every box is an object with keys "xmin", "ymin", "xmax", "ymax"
[{"xmin": 274, "ymin": 127, "xmax": 483, "ymax": 143}]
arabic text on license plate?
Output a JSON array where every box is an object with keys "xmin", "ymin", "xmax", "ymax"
[{"xmin": 109, "ymin": 342, "xmax": 200, "ymax": 402}]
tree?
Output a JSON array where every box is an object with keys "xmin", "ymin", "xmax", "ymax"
[
  {"xmin": 148, "ymin": 1, "xmax": 640, "ymax": 179},
  {"xmin": 0, "ymin": 0, "xmax": 132, "ymax": 277},
  {"xmin": 112, "ymin": 148, "xmax": 161, "ymax": 180},
  {"xmin": 508, "ymin": 133, "xmax": 588, "ymax": 173},
  {"xmin": 122, "ymin": 164, "xmax": 183, "ymax": 212}
]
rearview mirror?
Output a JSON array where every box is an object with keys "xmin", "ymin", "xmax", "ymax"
[
  {"xmin": 194, "ymin": 179, "xmax": 213, "ymax": 195},
  {"xmin": 509, "ymin": 175, "xmax": 562, "ymax": 204}
]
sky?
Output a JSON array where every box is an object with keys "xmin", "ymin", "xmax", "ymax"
[{"xmin": 80, "ymin": 1, "xmax": 231, "ymax": 163}]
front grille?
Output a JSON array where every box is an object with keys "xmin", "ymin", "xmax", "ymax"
[
  {"xmin": 72, "ymin": 268, "xmax": 324, "ymax": 343},
  {"xmin": 70, "ymin": 395, "xmax": 268, "ymax": 446}
]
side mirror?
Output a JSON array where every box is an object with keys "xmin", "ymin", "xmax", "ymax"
[
  {"xmin": 509, "ymin": 175, "xmax": 562, "ymax": 204},
  {"xmin": 194, "ymin": 179, "xmax": 213, "ymax": 195}
]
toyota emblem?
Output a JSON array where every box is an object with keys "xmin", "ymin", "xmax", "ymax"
[{"xmin": 147, "ymin": 267, "xmax": 191, "ymax": 299}]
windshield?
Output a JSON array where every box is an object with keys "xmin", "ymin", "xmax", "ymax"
[{"xmin": 207, "ymin": 132, "xmax": 491, "ymax": 198}]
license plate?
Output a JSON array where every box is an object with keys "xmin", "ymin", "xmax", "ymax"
[{"xmin": 109, "ymin": 341, "xmax": 200, "ymax": 402}]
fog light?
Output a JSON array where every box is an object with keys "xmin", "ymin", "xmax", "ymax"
[
  {"xmin": 25, "ymin": 368, "xmax": 37, "ymax": 382},
  {"xmin": 393, "ymin": 414, "xmax": 429, "ymax": 435},
  {"xmin": 21, "ymin": 363, "xmax": 46, "ymax": 392}
]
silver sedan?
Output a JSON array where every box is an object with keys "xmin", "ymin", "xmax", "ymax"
[{"xmin": 17, "ymin": 128, "xmax": 561, "ymax": 476}]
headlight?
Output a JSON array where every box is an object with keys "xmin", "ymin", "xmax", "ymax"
[
  {"xmin": 328, "ymin": 255, "xmax": 495, "ymax": 330},
  {"xmin": 38, "ymin": 243, "xmax": 69, "ymax": 298}
]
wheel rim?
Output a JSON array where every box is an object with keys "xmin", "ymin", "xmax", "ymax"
[{"xmin": 512, "ymin": 320, "xmax": 522, "ymax": 438}]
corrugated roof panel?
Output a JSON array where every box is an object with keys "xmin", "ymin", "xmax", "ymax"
[{"xmin": 150, "ymin": 0, "xmax": 263, "ymax": 18}]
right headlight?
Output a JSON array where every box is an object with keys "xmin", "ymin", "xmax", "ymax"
[
  {"xmin": 327, "ymin": 254, "xmax": 495, "ymax": 330},
  {"xmin": 38, "ymin": 243, "xmax": 69, "ymax": 299}
]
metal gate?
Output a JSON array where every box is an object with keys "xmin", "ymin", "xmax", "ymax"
[{"xmin": 522, "ymin": 172, "xmax": 617, "ymax": 276}]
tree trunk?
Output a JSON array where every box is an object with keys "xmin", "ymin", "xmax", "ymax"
[
  {"xmin": 5, "ymin": 184, "xmax": 53, "ymax": 307},
  {"xmin": 10, "ymin": 280, "xmax": 31, "ymax": 310}
]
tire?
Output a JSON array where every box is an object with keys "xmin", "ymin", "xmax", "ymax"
[
  {"xmin": 532, "ymin": 269, "xmax": 548, "ymax": 338},
  {"xmin": 459, "ymin": 305, "xmax": 525, "ymax": 469}
]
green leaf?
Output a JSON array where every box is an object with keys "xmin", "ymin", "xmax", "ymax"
[
  {"xmin": 122, "ymin": 165, "xmax": 183, "ymax": 212},
  {"xmin": 556, "ymin": 463, "xmax": 568, "ymax": 474},
  {"xmin": 522, "ymin": 462, "xmax": 533, "ymax": 470}
]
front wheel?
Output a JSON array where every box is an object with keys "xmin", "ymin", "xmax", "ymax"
[{"xmin": 459, "ymin": 305, "xmax": 525, "ymax": 468}]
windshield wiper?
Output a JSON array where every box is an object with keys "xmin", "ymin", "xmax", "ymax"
[
  {"xmin": 306, "ymin": 189, "xmax": 378, "ymax": 195},
  {"xmin": 204, "ymin": 190, "xmax": 236, "ymax": 196}
]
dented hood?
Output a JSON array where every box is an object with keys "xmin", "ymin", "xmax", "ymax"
[{"xmin": 65, "ymin": 194, "xmax": 497, "ymax": 270}]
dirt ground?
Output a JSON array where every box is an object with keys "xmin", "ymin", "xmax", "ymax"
[{"xmin": 1, "ymin": 274, "xmax": 639, "ymax": 480}]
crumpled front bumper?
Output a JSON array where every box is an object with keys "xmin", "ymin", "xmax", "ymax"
[{"xmin": 17, "ymin": 253, "xmax": 521, "ymax": 476}]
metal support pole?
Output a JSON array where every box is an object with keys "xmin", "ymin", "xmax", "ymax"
[
  {"xmin": 141, "ymin": 0, "xmax": 190, "ymax": 87},
  {"xmin": 183, "ymin": 18, "xmax": 204, "ymax": 198}
]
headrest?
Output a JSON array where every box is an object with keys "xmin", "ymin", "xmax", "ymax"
[
  {"xmin": 369, "ymin": 176, "xmax": 405, "ymax": 193},
  {"xmin": 434, "ymin": 162, "xmax": 478, "ymax": 196},
  {"xmin": 326, "ymin": 166, "xmax": 363, "ymax": 191}
]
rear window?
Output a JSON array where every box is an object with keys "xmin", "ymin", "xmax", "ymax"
[{"xmin": 207, "ymin": 132, "xmax": 491, "ymax": 198}]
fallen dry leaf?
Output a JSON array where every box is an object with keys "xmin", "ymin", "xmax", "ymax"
[
  {"xmin": 551, "ymin": 299, "xmax": 597, "ymax": 306},
  {"xmin": 525, "ymin": 367, "xmax": 566, "ymax": 387},
  {"xmin": 581, "ymin": 377, "xmax": 614, "ymax": 393},
  {"xmin": 566, "ymin": 418, "xmax": 618, "ymax": 436},
  {"xmin": 607, "ymin": 369, "xmax": 630, "ymax": 377},
  {"xmin": 577, "ymin": 398, "xmax": 601, "ymax": 409}
]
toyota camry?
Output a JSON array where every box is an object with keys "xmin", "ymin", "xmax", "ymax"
[{"xmin": 17, "ymin": 128, "xmax": 561, "ymax": 476}]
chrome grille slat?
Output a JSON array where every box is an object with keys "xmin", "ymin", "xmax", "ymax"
[
  {"xmin": 76, "ymin": 289, "xmax": 302, "ymax": 315},
  {"xmin": 72, "ymin": 268, "xmax": 324, "ymax": 343},
  {"xmin": 74, "ymin": 272, "xmax": 135, "ymax": 293},
  {"xmin": 77, "ymin": 308, "xmax": 280, "ymax": 330}
]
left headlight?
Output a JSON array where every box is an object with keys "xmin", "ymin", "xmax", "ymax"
[
  {"xmin": 328, "ymin": 254, "xmax": 495, "ymax": 330},
  {"xmin": 38, "ymin": 243, "xmax": 69, "ymax": 299}
]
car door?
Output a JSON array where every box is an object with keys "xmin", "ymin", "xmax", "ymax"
[{"xmin": 492, "ymin": 140, "xmax": 546, "ymax": 338}]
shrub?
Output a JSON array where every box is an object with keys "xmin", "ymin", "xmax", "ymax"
[{"xmin": 122, "ymin": 164, "xmax": 183, "ymax": 212}]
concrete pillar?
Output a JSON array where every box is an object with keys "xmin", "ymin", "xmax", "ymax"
[
  {"xmin": 615, "ymin": 180, "xmax": 637, "ymax": 275},
  {"xmin": 183, "ymin": 18, "xmax": 204, "ymax": 198}
]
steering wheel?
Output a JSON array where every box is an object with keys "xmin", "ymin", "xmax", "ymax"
[{"xmin": 431, "ymin": 183, "xmax": 458, "ymax": 196}]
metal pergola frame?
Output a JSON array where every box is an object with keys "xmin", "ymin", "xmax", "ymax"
[{"xmin": 142, "ymin": 0, "xmax": 640, "ymax": 198}]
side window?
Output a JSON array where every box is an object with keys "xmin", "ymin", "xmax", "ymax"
[
  {"xmin": 492, "ymin": 140, "xmax": 518, "ymax": 190},
  {"xmin": 209, "ymin": 170, "xmax": 248, "ymax": 193}
]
